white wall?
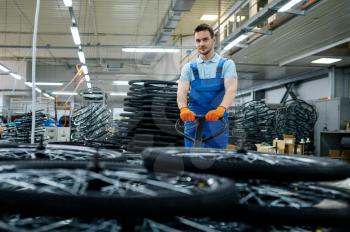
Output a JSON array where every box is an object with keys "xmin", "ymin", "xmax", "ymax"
[
  {"xmin": 264, "ymin": 76, "xmax": 330, "ymax": 104},
  {"xmin": 151, "ymin": 52, "xmax": 181, "ymax": 81},
  {"xmin": 0, "ymin": 94, "xmax": 4, "ymax": 114}
]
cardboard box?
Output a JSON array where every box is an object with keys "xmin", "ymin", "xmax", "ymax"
[
  {"xmin": 341, "ymin": 150, "xmax": 350, "ymax": 158},
  {"xmin": 329, "ymin": 149, "xmax": 341, "ymax": 157},
  {"xmin": 227, "ymin": 144, "xmax": 238, "ymax": 150},
  {"xmin": 277, "ymin": 140, "xmax": 286, "ymax": 154},
  {"xmin": 283, "ymin": 134, "xmax": 296, "ymax": 154},
  {"xmin": 272, "ymin": 139, "xmax": 285, "ymax": 153},
  {"xmin": 256, "ymin": 144, "xmax": 275, "ymax": 153},
  {"xmin": 285, "ymin": 144, "xmax": 295, "ymax": 154},
  {"xmin": 283, "ymin": 134, "xmax": 296, "ymax": 145}
]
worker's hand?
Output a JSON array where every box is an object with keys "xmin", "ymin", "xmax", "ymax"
[
  {"xmin": 205, "ymin": 106, "xmax": 226, "ymax": 121},
  {"xmin": 180, "ymin": 107, "xmax": 196, "ymax": 121}
]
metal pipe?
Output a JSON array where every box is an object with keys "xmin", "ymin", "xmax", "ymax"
[
  {"xmin": 31, "ymin": 0, "xmax": 40, "ymax": 144},
  {"xmin": 218, "ymin": 0, "xmax": 221, "ymax": 51},
  {"xmin": 0, "ymin": 44, "xmax": 195, "ymax": 50},
  {"xmin": 0, "ymin": 31, "xmax": 156, "ymax": 36}
]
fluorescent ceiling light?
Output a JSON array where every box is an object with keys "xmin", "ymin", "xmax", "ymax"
[
  {"xmin": 122, "ymin": 48, "xmax": 179, "ymax": 53},
  {"xmin": 0, "ymin": 64, "xmax": 9, "ymax": 72},
  {"xmin": 52, "ymin": 91, "xmax": 78, "ymax": 96},
  {"xmin": 278, "ymin": 0, "xmax": 303, "ymax": 12},
  {"xmin": 311, "ymin": 58, "xmax": 342, "ymax": 64},
  {"xmin": 35, "ymin": 87, "xmax": 42, "ymax": 93},
  {"xmin": 200, "ymin": 14, "xmax": 218, "ymax": 21},
  {"xmin": 222, "ymin": 34, "xmax": 248, "ymax": 51},
  {"xmin": 81, "ymin": 65, "xmax": 88, "ymax": 74},
  {"xmin": 78, "ymin": 51, "xmax": 86, "ymax": 64},
  {"xmin": 113, "ymin": 81, "xmax": 129, "ymax": 85},
  {"xmin": 9, "ymin": 73, "xmax": 22, "ymax": 80},
  {"xmin": 87, "ymin": 82, "xmax": 92, "ymax": 88},
  {"xmin": 25, "ymin": 82, "xmax": 63, "ymax": 86},
  {"xmin": 63, "ymin": 0, "xmax": 72, "ymax": 7},
  {"xmin": 43, "ymin": 93, "xmax": 55, "ymax": 100},
  {"xmin": 110, "ymin": 92, "xmax": 127, "ymax": 96},
  {"xmin": 70, "ymin": 26, "xmax": 81, "ymax": 45}
]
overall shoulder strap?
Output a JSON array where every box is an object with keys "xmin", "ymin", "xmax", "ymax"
[
  {"xmin": 216, "ymin": 58, "xmax": 228, "ymax": 78},
  {"xmin": 190, "ymin": 60, "xmax": 200, "ymax": 80}
]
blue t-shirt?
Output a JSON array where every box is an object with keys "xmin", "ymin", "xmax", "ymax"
[{"xmin": 179, "ymin": 53, "xmax": 237, "ymax": 81}]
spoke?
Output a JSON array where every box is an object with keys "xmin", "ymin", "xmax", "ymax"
[
  {"xmin": 0, "ymin": 166, "xmax": 216, "ymax": 197},
  {"xmin": 177, "ymin": 217, "xmax": 221, "ymax": 232},
  {"xmin": 36, "ymin": 219, "xmax": 73, "ymax": 232}
]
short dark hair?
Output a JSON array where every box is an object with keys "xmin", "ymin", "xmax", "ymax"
[{"xmin": 194, "ymin": 24, "xmax": 214, "ymax": 38}]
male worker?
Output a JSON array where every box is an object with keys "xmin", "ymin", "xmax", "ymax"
[{"xmin": 177, "ymin": 23, "xmax": 238, "ymax": 148}]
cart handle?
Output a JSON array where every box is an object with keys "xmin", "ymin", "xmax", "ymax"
[{"xmin": 175, "ymin": 116, "xmax": 227, "ymax": 143}]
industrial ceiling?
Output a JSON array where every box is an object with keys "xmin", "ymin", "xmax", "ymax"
[{"xmin": 0, "ymin": 0, "xmax": 349, "ymax": 97}]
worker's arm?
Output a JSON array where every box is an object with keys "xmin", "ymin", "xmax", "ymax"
[
  {"xmin": 177, "ymin": 79, "xmax": 196, "ymax": 121},
  {"xmin": 177, "ymin": 80, "xmax": 190, "ymax": 109},
  {"xmin": 205, "ymin": 77, "xmax": 237, "ymax": 121},
  {"xmin": 205, "ymin": 58, "xmax": 238, "ymax": 121},
  {"xmin": 219, "ymin": 77, "xmax": 237, "ymax": 109}
]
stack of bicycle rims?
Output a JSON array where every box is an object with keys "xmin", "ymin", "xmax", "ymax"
[
  {"xmin": 14, "ymin": 110, "xmax": 46, "ymax": 143},
  {"xmin": 71, "ymin": 88, "xmax": 113, "ymax": 143},
  {"xmin": 0, "ymin": 143, "xmax": 239, "ymax": 230},
  {"xmin": 232, "ymin": 100, "xmax": 276, "ymax": 150},
  {"xmin": 0, "ymin": 160, "xmax": 237, "ymax": 218},
  {"xmin": 0, "ymin": 143, "xmax": 126, "ymax": 161},
  {"xmin": 142, "ymin": 147, "xmax": 350, "ymax": 227},
  {"xmin": 275, "ymin": 99, "xmax": 317, "ymax": 152},
  {"xmin": 119, "ymin": 80, "xmax": 183, "ymax": 152}
]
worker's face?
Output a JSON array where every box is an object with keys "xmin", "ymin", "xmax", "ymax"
[{"xmin": 195, "ymin": 30, "xmax": 215, "ymax": 55}]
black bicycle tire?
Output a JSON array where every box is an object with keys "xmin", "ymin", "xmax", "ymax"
[
  {"xmin": 128, "ymin": 80, "xmax": 177, "ymax": 86},
  {"xmin": 225, "ymin": 203, "xmax": 350, "ymax": 227},
  {"xmin": 0, "ymin": 143, "xmax": 126, "ymax": 162},
  {"xmin": 142, "ymin": 147, "xmax": 350, "ymax": 181},
  {"xmin": 227, "ymin": 181, "xmax": 350, "ymax": 227},
  {"xmin": 0, "ymin": 160, "xmax": 237, "ymax": 218}
]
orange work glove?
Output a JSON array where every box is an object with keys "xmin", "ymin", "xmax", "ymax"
[
  {"xmin": 180, "ymin": 107, "xmax": 196, "ymax": 121},
  {"xmin": 205, "ymin": 106, "xmax": 226, "ymax": 121}
]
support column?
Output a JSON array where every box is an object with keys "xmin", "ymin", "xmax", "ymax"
[
  {"xmin": 329, "ymin": 66, "xmax": 350, "ymax": 98},
  {"xmin": 249, "ymin": 0, "xmax": 259, "ymax": 18}
]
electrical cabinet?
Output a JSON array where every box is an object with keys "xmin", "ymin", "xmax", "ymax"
[
  {"xmin": 44, "ymin": 127, "xmax": 71, "ymax": 142},
  {"xmin": 57, "ymin": 127, "xmax": 71, "ymax": 142},
  {"xmin": 44, "ymin": 127, "xmax": 57, "ymax": 142},
  {"xmin": 320, "ymin": 131, "xmax": 350, "ymax": 156},
  {"xmin": 311, "ymin": 98, "xmax": 350, "ymax": 156}
]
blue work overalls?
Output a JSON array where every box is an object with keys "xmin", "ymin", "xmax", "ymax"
[{"xmin": 184, "ymin": 58, "xmax": 229, "ymax": 148}]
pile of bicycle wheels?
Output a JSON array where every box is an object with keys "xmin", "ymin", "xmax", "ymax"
[
  {"xmin": 141, "ymin": 147, "xmax": 350, "ymax": 229},
  {"xmin": 275, "ymin": 99, "xmax": 317, "ymax": 151},
  {"xmin": 119, "ymin": 80, "xmax": 183, "ymax": 152},
  {"xmin": 232, "ymin": 99, "xmax": 317, "ymax": 152},
  {"xmin": 0, "ymin": 143, "xmax": 349, "ymax": 231},
  {"xmin": 71, "ymin": 88, "xmax": 113, "ymax": 143},
  {"xmin": 7, "ymin": 110, "xmax": 46, "ymax": 143},
  {"xmin": 232, "ymin": 100, "xmax": 277, "ymax": 150}
]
